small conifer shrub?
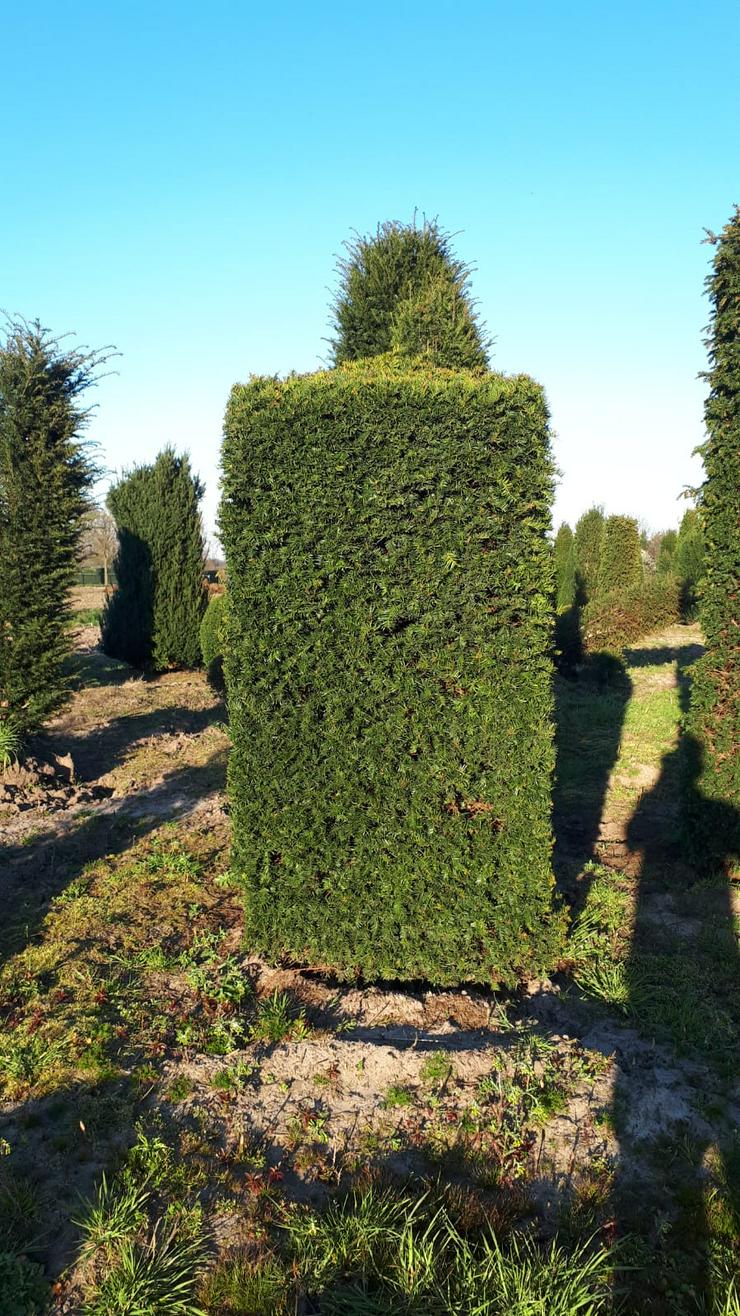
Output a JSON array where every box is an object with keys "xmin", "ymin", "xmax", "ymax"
[
  {"xmin": 200, "ymin": 593, "xmax": 226, "ymax": 690},
  {"xmin": 0, "ymin": 318, "xmax": 103, "ymax": 736},
  {"xmin": 220, "ymin": 356, "xmax": 562, "ymax": 985},
  {"xmin": 102, "ymin": 447, "xmax": 206, "ymax": 671},
  {"xmin": 686, "ymin": 207, "xmax": 740, "ymax": 868}
]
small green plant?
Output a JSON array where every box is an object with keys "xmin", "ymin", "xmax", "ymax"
[
  {"xmin": 82, "ymin": 1220, "xmax": 206, "ymax": 1315},
  {"xmin": 382, "ymin": 1084, "xmax": 415, "ymax": 1109},
  {"xmin": 0, "ymin": 719, "xmax": 21, "ymax": 770},
  {"xmin": 420, "ymin": 1052, "xmax": 452, "ymax": 1085},
  {"xmin": 211, "ymin": 1061, "xmax": 256, "ymax": 1093},
  {"xmin": 250, "ymin": 991, "xmax": 309, "ymax": 1044},
  {"xmin": 75, "ymin": 1173, "xmax": 150, "ymax": 1258},
  {"xmin": 198, "ymin": 1252, "xmax": 289, "ymax": 1314},
  {"xmin": 167, "ymin": 1076, "xmax": 195, "ymax": 1103},
  {"xmin": 0, "ymin": 1250, "xmax": 47, "ymax": 1316}
]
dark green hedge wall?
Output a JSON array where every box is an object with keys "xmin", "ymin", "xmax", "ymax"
[
  {"xmin": 220, "ymin": 356, "xmax": 563, "ymax": 985},
  {"xmin": 685, "ymin": 207, "xmax": 740, "ymax": 870}
]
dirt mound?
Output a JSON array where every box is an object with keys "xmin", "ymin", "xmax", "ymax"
[{"xmin": 0, "ymin": 751, "xmax": 113, "ymax": 818}]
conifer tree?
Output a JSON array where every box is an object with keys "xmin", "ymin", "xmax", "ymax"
[
  {"xmin": 553, "ymin": 522, "xmax": 577, "ymax": 609},
  {"xmin": 597, "ymin": 515, "xmax": 643, "ymax": 596},
  {"xmin": 103, "ymin": 447, "xmax": 206, "ymax": 670},
  {"xmin": 674, "ymin": 508, "xmax": 704, "ymax": 617},
  {"xmin": 687, "ymin": 207, "xmax": 740, "ymax": 862},
  {"xmin": 0, "ymin": 318, "xmax": 101, "ymax": 736},
  {"xmin": 329, "ymin": 217, "xmax": 489, "ymax": 368},
  {"xmin": 573, "ymin": 506, "xmax": 605, "ymax": 602},
  {"xmin": 655, "ymin": 530, "xmax": 677, "ymax": 574}
]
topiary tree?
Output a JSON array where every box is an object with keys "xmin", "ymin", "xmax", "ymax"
[
  {"xmin": 674, "ymin": 507, "xmax": 704, "ymax": 619},
  {"xmin": 685, "ymin": 207, "xmax": 740, "ymax": 867},
  {"xmin": 329, "ymin": 217, "xmax": 489, "ymax": 369},
  {"xmin": 573, "ymin": 506, "xmax": 605, "ymax": 602},
  {"xmin": 0, "ymin": 317, "xmax": 102, "ymax": 738},
  {"xmin": 597, "ymin": 515, "xmax": 643, "ymax": 597},
  {"xmin": 102, "ymin": 447, "xmax": 206, "ymax": 671},
  {"xmin": 221, "ymin": 357, "xmax": 563, "ymax": 985}
]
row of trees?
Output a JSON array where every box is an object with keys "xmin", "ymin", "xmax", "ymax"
[
  {"xmin": 0, "ymin": 318, "xmax": 208, "ymax": 746},
  {"xmin": 552, "ymin": 504, "xmax": 705, "ymax": 667}
]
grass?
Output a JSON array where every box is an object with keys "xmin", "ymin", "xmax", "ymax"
[
  {"xmin": 72, "ymin": 607, "xmax": 103, "ymax": 626},
  {"xmin": 3, "ymin": 620, "xmax": 738, "ymax": 1314}
]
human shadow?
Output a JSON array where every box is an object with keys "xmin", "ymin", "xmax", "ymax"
[
  {"xmin": 552, "ymin": 654, "xmax": 633, "ymax": 901},
  {"xmin": 612, "ymin": 650, "xmax": 740, "ymax": 1307}
]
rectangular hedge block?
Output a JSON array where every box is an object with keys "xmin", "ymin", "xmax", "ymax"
[{"xmin": 220, "ymin": 357, "xmax": 561, "ymax": 984}]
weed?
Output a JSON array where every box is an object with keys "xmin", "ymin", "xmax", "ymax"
[
  {"xmin": 82, "ymin": 1220, "xmax": 206, "ymax": 1315},
  {"xmin": 211, "ymin": 1061, "xmax": 256, "ymax": 1093},
  {"xmin": 382, "ymin": 1084, "xmax": 415, "ymax": 1109},
  {"xmin": 285, "ymin": 1188, "xmax": 613, "ymax": 1312},
  {"xmin": 0, "ymin": 1250, "xmax": 47, "ymax": 1316},
  {"xmin": 420, "ymin": 1052, "xmax": 453, "ymax": 1085},
  {"xmin": 0, "ymin": 718, "xmax": 22, "ymax": 770},
  {"xmin": 198, "ymin": 1251, "xmax": 289, "ymax": 1314},
  {"xmin": 0, "ymin": 1168, "xmax": 42, "ymax": 1253},
  {"xmin": 75, "ymin": 1173, "xmax": 150, "ymax": 1259},
  {"xmin": 251, "ymin": 991, "xmax": 310, "ymax": 1044},
  {"xmin": 167, "ymin": 1075, "xmax": 196, "ymax": 1102}
]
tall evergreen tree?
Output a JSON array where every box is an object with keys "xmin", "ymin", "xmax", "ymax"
[
  {"xmin": 686, "ymin": 207, "xmax": 740, "ymax": 863},
  {"xmin": 0, "ymin": 318, "xmax": 101, "ymax": 735},
  {"xmin": 597, "ymin": 515, "xmax": 643, "ymax": 596},
  {"xmin": 329, "ymin": 217, "xmax": 489, "ymax": 368},
  {"xmin": 655, "ymin": 529, "xmax": 677, "ymax": 574},
  {"xmin": 102, "ymin": 447, "xmax": 206, "ymax": 670},
  {"xmin": 553, "ymin": 522, "xmax": 577, "ymax": 609},
  {"xmin": 573, "ymin": 506, "xmax": 605, "ymax": 602},
  {"xmin": 674, "ymin": 507, "xmax": 705, "ymax": 617}
]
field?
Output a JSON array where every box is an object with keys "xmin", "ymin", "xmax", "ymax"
[{"xmin": 0, "ymin": 619, "xmax": 738, "ymax": 1313}]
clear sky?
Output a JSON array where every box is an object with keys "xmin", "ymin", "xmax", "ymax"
[{"xmin": 2, "ymin": 0, "xmax": 738, "ymax": 547}]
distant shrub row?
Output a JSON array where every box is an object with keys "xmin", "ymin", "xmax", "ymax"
[{"xmin": 553, "ymin": 505, "xmax": 704, "ymax": 668}]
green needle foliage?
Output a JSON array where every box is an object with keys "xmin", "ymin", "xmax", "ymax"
[
  {"xmin": 553, "ymin": 523, "xmax": 577, "ymax": 609},
  {"xmin": 674, "ymin": 507, "xmax": 705, "ymax": 619},
  {"xmin": 103, "ymin": 447, "xmax": 206, "ymax": 671},
  {"xmin": 199, "ymin": 592, "xmax": 226, "ymax": 690},
  {"xmin": 221, "ymin": 355, "xmax": 562, "ymax": 985},
  {"xmin": 329, "ymin": 217, "xmax": 490, "ymax": 369},
  {"xmin": 686, "ymin": 206, "xmax": 740, "ymax": 866},
  {"xmin": 597, "ymin": 515, "xmax": 643, "ymax": 596},
  {"xmin": 573, "ymin": 506, "xmax": 605, "ymax": 603},
  {"xmin": 0, "ymin": 317, "xmax": 102, "ymax": 736},
  {"xmin": 655, "ymin": 529, "xmax": 677, "ymax": 574},
  {"xmin": 553, "ymin": 523, "xmax": 582, "ymax": 675}
]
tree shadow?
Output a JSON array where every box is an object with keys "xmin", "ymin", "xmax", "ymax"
[
  {"xmin": 0, "ymin": 748, "xmax": 228, "ymax": 972},
  {"xmin": 611, "ymin": 650, "xmax": 740, "ymax": 1305},
  {"xmin": 552, "ymin": 654, "xmax": 633, "ymax": 901},
  {"xmin": 36, "ymin": 700, "xmax": 224, "ymax": 783}
]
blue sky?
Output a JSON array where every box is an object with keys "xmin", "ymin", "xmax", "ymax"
[{"xmin": 2, "ymin": 0, "xmax": 738, "ymax": 546}]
